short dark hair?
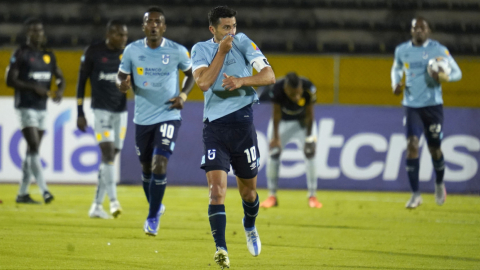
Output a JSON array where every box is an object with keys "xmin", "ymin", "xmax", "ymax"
[
  {"xmin": 107, "ymin": 19, "xmax": 126, "ymax": 32},
  {"xmin": 208, "ymin": 6, "xmax": 237, "ymax": 27},
  {"xmin": 412, "ymin": 16, "xmax": 429, "ymax": 27},
  {"xmin": 285, "ymin": 72, "xmax": 300, "ymax": 88},
  {"xmin": 146, "ymin": 6, "xmax": 164, "ymax": 16},
  {"xmin": 24, "ymin": 17, "xmax": 42, "ymax": 27}
]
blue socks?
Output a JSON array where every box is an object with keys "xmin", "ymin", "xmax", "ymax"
[
  {"xmin": 208, "ymin": 204, "xmax": 227, "ymax": 251},
  {"xmin": 142, "ymin": 172, "xmax": 152, "ymax": 203},
  {"xmin": 432, "ymin": 155, "xmax": 445, "ymax": 185},
  {"xmin": 148, "ymin": 173, "xmax": 166, "ymax": 219},
  {"xmin": 242, "ymin": 194, "xmax": 259, "ymax": 228},
  {"xmin": 406, "ymin": 158, "xmax": 420, "ymax": 192}
]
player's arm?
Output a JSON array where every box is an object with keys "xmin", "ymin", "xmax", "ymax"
[
  {"xmin": 52, "ymin": 64, "xmax": 65, "ymax": 103},
  {"xmin": 440, "ymin": 48, "xmax": 462, "ymax": 83},
  {"xmin": 269, "ymin": 103, "xmax": 282, "ymax": 158},
  {"xmin": 6, "ymin": 50, "xmax": 50, "ymax": 97},
  {"xmin": 194, "ymin": 35, "xmax": 234, "ymax": 92},
  {"xmin": 116, "ymin": 71, "xmax": 131, "ymax": 93},
  {"xmin": 222, "ymin": 64, "xmax": 275, "ymax": 91},
  {"xmin": 304, "ymin": 103, "xmax": 316, "ymax": 159},
  {"xmin": 76, "ymin": 47, "xmax": 93, "ymax": 132},
  {"xmin": 168, "ymin": 68, "xmax": 195, "ymax": 109},
  {"xmin": 391, "ymin": 47, "xmax": 404, "ymax": 96}
]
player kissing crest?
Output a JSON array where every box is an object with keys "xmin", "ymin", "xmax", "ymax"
[{"xmin": 162, "ymin": 54, "xmax": 170, "ymax": 64}]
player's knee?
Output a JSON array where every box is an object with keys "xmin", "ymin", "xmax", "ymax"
[
  {"xmin": 152, "ymin": 155, "xmax": 168, "ymax": 174},
  {"xmin": 428, "ymin": 146, "xmax": 442, "ymax": 159},
  {"xmin": 239, "ymin": 188, "xmax": 257, "ymax": 202},
  {"xmin": 27, "ymin": 144, "xmax": 40, "ymax": 154},
  {"xmin": 407, "ymin": 137, "xmax": 419, "ymax": 155},
  {"xmin": 141, "ymin": 162, "xmax": 152, "ymax": 174},
  {"xmin": 102, "ymin": 152, "xmax": 115, "ymax": 163}
]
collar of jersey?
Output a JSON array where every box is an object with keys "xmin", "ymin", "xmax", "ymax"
[
  {"xmin": 409, "ymin": 39, "xmax": 430, "ymax": 48},
  {"xmin": 143, "ymin": 37, "xmax": 166, "ymax": 48}
]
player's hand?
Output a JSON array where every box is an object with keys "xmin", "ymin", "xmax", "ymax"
[
  {"xmin": 304, "ymin": 142, "xmax": 316, "ymax": 159},
  {"xmin": 51, "ymin": 90, "xmax": 63, "ymax": 103},
  {"xmin": 77, "ymin": 116, "xmax": 88, "ymax": 132},
  {"xmin": 392, "ymin": 83, "xmax": 403, "ymax": 96},
  {"xmin": 218, "ymin": 34, "xmax": 233, "ymax": 54},
  {"xmin": 33, "ymin": 85, "xmax": 50, "ymax": 97},
  {"xmin": 167, "ymin": 96, "xmax": 185, "ymax": 110},
  {"xmin": 438, "ymin": 72, "xmax": 449, "ymax": 83},
  {"xmin": 119, "ymin": 75, "xmax": 132, "ymax": 93},
  {"xmin": 221, "ymin": 73, "xmax": 243, "ymax": 91},
  {"xmin": 269, "ymin": 138, "xmax": 282, "ymax": 159}
]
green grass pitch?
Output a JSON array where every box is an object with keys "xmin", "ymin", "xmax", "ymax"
[{"xmin": 1, "ymin": 184, "xmax": 479, "ymax": 269}]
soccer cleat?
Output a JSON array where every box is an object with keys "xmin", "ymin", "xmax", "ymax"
[
  {"xmin": 405, "ymin": 193, "xmax": 423, "ymax": 209},
  {"xmin": 16, "ymin": 194, "xmax": 41, "ymax": 204},
  {"xmin": 43, "ymin": 191, "xmax": 54, "ymax": 204},
  {"xmin": 214, "ymin": 248, "xmax": 230, "ymax": 269},
  {"xmin": 308, "ymin": 196, "xmax": 323, "ymax": 208},
  {"xmin": 110, "ymin": 200, "xmax": 123, "ymax": 218},
  {"xmin": 89, "ymin": 203, "xmax": 111, "ymax": 219},
  {"xmin": 144, "ymin": 204, "xmax": 166, "ymax": 236},
  {"xmin": 243, "ymin": 218, "xmax": 261, "ymax": 256},
  {"xmin": 260, "ymin": 195, "xmax": 278, "ymax": 208},
  {"xmin": 435, "ymin": 183, "xmax": 447, "ymax": 206}
]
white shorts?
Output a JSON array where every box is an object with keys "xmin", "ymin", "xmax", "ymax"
[
  {"xmin": 267, "ymin": 119, "xmax": 318, "ymax": 150},
  {"xmin": 16, "ymin": 108, "xmax": 47, "ymax": 130},
  {"xmin": 93, "ymin": 109, "xmax": 128, "ymax": 150}
]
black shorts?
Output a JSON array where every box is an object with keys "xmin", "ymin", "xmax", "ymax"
[
  {"xmin": 135, "ymin": 120, "xmax": 181, "ymax": 163},
  {"xmin": 405, "ymin": 105, "xmax": 443, "ymax": 147},
  {"xmin": 201, "ymin": 121, "xmax": 260, "ymax": 179}
]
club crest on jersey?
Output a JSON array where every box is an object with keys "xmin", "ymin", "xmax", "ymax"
[
  {"xmin": 43, "ymin": 54, "xmax": 51, "ymax": 64},
  {"xmin": 422, "ymin": 51, "xmax": 428, "ymax": 59},
  {"xmin": 208, "ymin": 149, "xmax": 216, "ymax": 160},
  {"xmin": 162, "ymin": 54, "xmax": 170, "ymax": 64},
  {"xmin": 297, "ymin": 98, "xmax": 306, "ymax": 106}
]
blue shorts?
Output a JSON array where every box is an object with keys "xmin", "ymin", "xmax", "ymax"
[
  {"xmin": 405, "ymin": 105, "xmax": 443, "ymax": 147},
  {"xmin": 135, "ymin": 120, "xmax": 181, "ymax": 163},
  {"xmin": 201, "ymin": 121, "xmax": 260, "ymax": 179}
]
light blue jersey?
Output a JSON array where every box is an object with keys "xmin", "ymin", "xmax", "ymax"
[
  {"xmin": 119, "ymin": 38, "xmax": 192, "ymax": 125},
  {"xmin": 191, "ymin": 33, "xmax": 269, "ymax": 121},
  {"xmin": 391, "ymin": 39, "xmax": 462, "ymax": 108}
]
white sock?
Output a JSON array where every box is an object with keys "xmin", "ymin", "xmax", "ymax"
[
  {"xmin": 266, "ymin": 157, "xmax": 280, "ymax": 196},
  {"xmin": 306, "ymin": 158, "xmax": 317, "ymax": 197},
  {"xmin": 103, "ymin": 163, "xmax": 117, "ymax": 202},
  {"xmin": 94, "ymin": 163, "xmax": 107, "ymax": 205},
  {"xmin": 18, "ymin": 159, "xmax": 32, "ymax": 195},
  {"xmin": 29, "ymin": 153, "xmax": 48, "ymax": 194}
]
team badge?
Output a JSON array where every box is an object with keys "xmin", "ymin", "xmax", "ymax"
[
  {"xmin": 422, "ymin": 51, "xmax": 428, "ymax": 59},
  {"xmin": 43, "ymin": 54, "xmax": 51, "ymax": 64},
  {"xmin": 137, "ymin": 67, "xmax": 144, "ymax": 75},
  {"xmin": 162, "ymin": 54, "xmax": 170, "ymax": 64},
  {"xmin": 298, "ymin": 98, "xmax": 306, "ymax": 106}
]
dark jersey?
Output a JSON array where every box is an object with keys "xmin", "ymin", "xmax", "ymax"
[
  {"xmin": 9, "ymin": 44, "xmax": 57, "ymax": 110},
  {"xmin": 77, "ymin": 42, "xmax": 126, "ymax": 114},
  {"xmin": 259, "ymin": 77, "xmax": 317, "ymax": 121}
]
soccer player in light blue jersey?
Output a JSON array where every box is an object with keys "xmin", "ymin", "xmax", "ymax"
[
  {"xmin": 391, "ymin": 17, "xmax": 462, "ymax": 209},
  {"xmin": 116, "ymin": 6, "xmax": 195, "ymax": 236},
  {"xmin": 191, "ymin": 6, "xmax": 275, "ymax": 269}
]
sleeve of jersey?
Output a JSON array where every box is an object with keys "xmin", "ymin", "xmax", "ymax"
[
  {"xmin": 118, "ymin": 45, "xmax": 132, "ymax": 74},
  {"xmin": 307, "ymin": 82, "xmax": 317, "ymax": 104},
  {"xmin": 441, "ymin": 47, "xmax": 462, "ymax": 82},
  {"xmin": 235, "ymin": 33, "xmax": 270, "ymax": 72},
  {"xmin": 177, "ymin": 46, "xmax": 192, "ymax": 72},
  {"xmin": 8, "ymin": 49, "xmax": 22, "ymax": 70},
  {"xmin": 76, "ymin": 47, "xmax": 92, "ymax": 116},
  {"xmin": 391, "ymin": 47, "xmax": 403, "ymax": 88},
  {"xmin": 191, "ymin": 44, "xmax": 209, "ymax": 73}
]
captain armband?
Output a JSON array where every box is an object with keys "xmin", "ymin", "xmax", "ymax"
[{"xmin": 252, "ymin": 57, "xmax": 271, "ymax": 73}]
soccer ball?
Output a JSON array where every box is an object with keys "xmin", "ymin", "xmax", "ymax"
[{"xmin": 427, "ymin": 57, "xmax": 451, "ymax": 76}]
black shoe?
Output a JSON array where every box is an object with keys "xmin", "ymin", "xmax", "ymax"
[
  {"xmin": 43, "ymin": 191, "xmax": 54, "ymax": 204},
  {"xmin": 16, "ymin": 194, "xmax": 41, "ymax": 204}
]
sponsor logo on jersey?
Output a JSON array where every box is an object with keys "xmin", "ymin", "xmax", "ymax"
[
  {"xmin": 297, "ymin": 98, "xmax": 306, "ymax": 106},
  {"xmin": 43, "ymin": 54, "xmax": 51, "ymax": 64},
  {"xmin": 409, "ymin": 61, "xmax": 424, "ymax": 69},
  {"xmin": 98, "ymin": 71, "xmax": 117, "ymax": 82},
  {"xmin": 225, "ymin": 59, "xmax": 236, "ymax": 66},
  {"xmin": 101, "ymin": 57, "xmax": 108, "ymax": 63},
  {"xmin": 143, "ymin": 81, "xmax": 148, "ymax": 87},
  {"xmin": 28, "ymin": 72, "xmax": 52, "ymax": 81},
  {"xmin": 162, "ymin": 54, "xmax": 170, "ymax": 64},
  {"xmin": 404, "ymin": 62, "xmax": 410, "ymax": 69},
  {"xmin": 137, "ymin": 67, "xmax": 144, "ymax": 75}
]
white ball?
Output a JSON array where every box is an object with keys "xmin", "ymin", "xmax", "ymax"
[{"xmin": 428, "ymin": 57, "xmax": 451, "ymax": 75}]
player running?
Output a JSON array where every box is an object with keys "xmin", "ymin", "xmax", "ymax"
[
  {"xmin": 192, "ymin": 6, "xmax": 275, "ymax": 269},
  {"xmin": 391, "ymin": 17, "xmax": 462, "ymax": 209},
  {"xmin": 6, "ymin": 18, "xmax": 65, "ymax": 204},
  {"xmin": 76, "ymin": 20, "xmax": 128, "ymax": 219},
  {"xmin": 116, "ymin": 6, "xmax": 194, "ymax": 235},
  {"xmin": 258, "ymin": 72, "xmax": 322, "ymax": 209}
]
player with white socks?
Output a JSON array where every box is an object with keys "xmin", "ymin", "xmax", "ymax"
[{"xmin": 259, "ymin": 72, "xmax": 322, "ymax": 209}]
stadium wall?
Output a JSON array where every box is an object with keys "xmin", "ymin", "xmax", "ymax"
[
  {"xmin": 2, "ymin": 97, "xmax": 478, "ymax": 193},
  {"xmin": 1, "ymin": 50, "xmax": 479, "ymax": 107}
]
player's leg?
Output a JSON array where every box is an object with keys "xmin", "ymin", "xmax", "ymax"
[
  {"xmin": 135, "ymin": 123, "xmax": 155, "ymax": 204},
  {"xmin": 201, "ymin": 123, "xmax": 231, "ymax": 268},
  {"xmin": 405, "ymin": 107, "xmax": 423, "ymax": 208},
  {"xmin": 423, "ymin": 105, "xmax": 446, "ymax": 205},
  {"xmin": 231, "ymin": 122, "xmax": 261, "ymax": 256},
  {"xmin": 301, "ymin": 121, "xmax": 321, "ymax": 208}
]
